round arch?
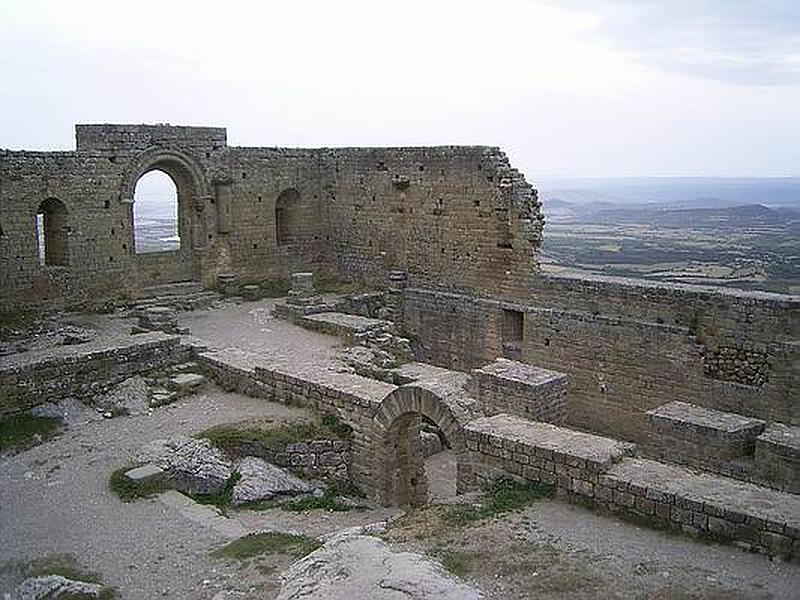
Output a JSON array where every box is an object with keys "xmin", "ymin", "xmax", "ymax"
[
  {"xmin": 120, "ymin": 148, "xmax": 211, "ymax": 283},
  {"xmin": 371, "ymin": 383, "xmax": 471, "ymax": 506}
]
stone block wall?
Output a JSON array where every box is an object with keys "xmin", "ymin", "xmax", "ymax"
[
  {"xmin": 755, "ymin": 424, "xmax": 800, "ymax": 494},
  {"xmin": 468, "ymin": 358, "xmax": 567, "ymax": 423},
  {"xmin": 1, "ymin": 124, "xmax": 544, "ymax": 309},
  {"xmin": 0, "ymin": 332, "xmax": 188, "ymax": 416},
  {"xmin": 403, "ymin": 283, "xmax": 800, "ymax": 447},
  {"xmin": 465, "ymin": 414, "xmax": 800, "ymax": 560}
]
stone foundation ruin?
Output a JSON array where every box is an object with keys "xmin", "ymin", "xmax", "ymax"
[{"xmin": 1, "ymin": 124, "xmax": 799, "ymax": 573}]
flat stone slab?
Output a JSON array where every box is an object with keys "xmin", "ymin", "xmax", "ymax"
[
  {"xmin": 168, "ymin": 373, "xmax": 206, "ymax": 392},
  {"xmin": 604, "ymin": 457, "xmax": 800, "ymax": 533},
  {"xmin": 472, "ymin": 357, "xmax": 566, "ymax": 387},
  {"xmin": 465, "ymin": 414, "xmax": 635, "ymax": 470},
  {"xmin": 757, "ymin": 423, "xmax": 800, "ymax": 456},
  {"xmin": 125, "ymin": 463, "xmax": 164, "ymax": 482},
  {"xmin": 232, "ymin": 457, "xmax": 314, "ymax": 505},
  {"xmin": 648, "ymin": 401, "xmax": 766, "ymax": 437},
  {"xmin": 392, "ymin": 362, "xmax": 462, "ymax": 384},
  {"xmin": 276, "ymin": 531, "xmax": 484, "ymax": 600},
  {"xmin": 300, "ymin": 312, "xmax": 392, "ymax": 336}
]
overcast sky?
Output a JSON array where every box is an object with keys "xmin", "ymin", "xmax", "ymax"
[{"xmin": 1, "ymin": 0, "xmax": 798, "ymax": 179}]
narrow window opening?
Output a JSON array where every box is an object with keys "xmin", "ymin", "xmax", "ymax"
[
  {"xmin": 275, "ymin": 188, "xmax": 300, "ymax": 246},
  {"xmin": 36, "ymin": 198, "xmax": 69, "ymax": 266}
]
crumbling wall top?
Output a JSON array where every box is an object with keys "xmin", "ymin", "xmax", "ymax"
[{"xmin": 75, "ymin": 123, "xmax": 227, "ymax": 152}]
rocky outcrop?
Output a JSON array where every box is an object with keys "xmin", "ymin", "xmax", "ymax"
[
  {"xmin": 276, "ymin": 530, "xmax": 484, "ymax": 600},
  {"xmin": 135, "ymin": 435, "xmax": 233, "ymax": 495},
  {"xmin": 232, "ymin": 457, "xmax": 315, "ymax": 506},
  {"xmin": 6, "ymin": 575, "xmax": 103, "ymax": 599}
]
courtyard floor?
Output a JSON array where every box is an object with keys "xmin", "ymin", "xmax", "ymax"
[{"xmin": 1, "ymin": 300, "xmax": 799, "ymax": 598}]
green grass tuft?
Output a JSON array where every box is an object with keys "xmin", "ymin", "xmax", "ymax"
[
  {"xmin": 211, "ymin": 532, "xmax": 321, "ymax": 560},
  {"xmin": 439, "ymin": 478, "xmax": 554, "ymax": 527},
  {"xmin": 198, "ymin": 416, "xmax": 351, "ymax": 455},
  {"xmin": 0, "ymin": 413, "xmax": 63, "ymax": 453},
  {"xmin": 0, "ymin": 553, "xmax": 117, "ymax": 598},
  {"xmin": 434, "ymin": 548, "xmax": 473, "ymax": 578}
]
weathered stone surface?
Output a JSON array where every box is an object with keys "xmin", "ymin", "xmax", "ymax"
[
  {"xmin": 167, "ymin": 373, "xmax": 206, "ymax": 394},
  {"xmin": 231, "ymin": 456, "xmax": 314, "ymax": 506},
  {"xmin": 135, "ymin": 435, "xmax": 233, "ymax": 495},
  {"xmin": 7, "ymin": 575, "xmax": 103, "ymax": 599},
  {"xmin": 125, "ymin": 463, "xmax": 164, "ymax": 483},
  {"xmin": 94, "ymin": 375, "xmax": 150, "ymax": 416},
  {"xmin": 469, "ymin": 358, "xmax": 567, "ymax": 423},
  {"xmin": 421, "ymin": 430, "xmax": 443, "ymax": 458},
  {"xmin": 755, "ymin": 423, "xmax": 800, "ymax": 494},
  {"xmin": 276, "ymin": 532, "xmax": 484, "ymax": 600}
]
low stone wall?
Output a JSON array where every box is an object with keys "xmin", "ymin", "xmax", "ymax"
[
  {"xmin": 196, "ymin": 347, "xmax": 396, "ymax": 497},
  {"xmin": 220, "ymin": 438, "xmax": 351, "ymax": 482},
  {"xmin": 755, "ymin": 424, "xmax": 800, "ymax": 495},
  {"xmin": 465, "ymin": 414, "xmax": 800, "ymax": 560},
  {"xmin": 0, "ymin": 332, "xmax": 187, "ymax": 416},
  {"xmin": 468, "ymin": 358, "xmax": 567, "ymax": 423}
]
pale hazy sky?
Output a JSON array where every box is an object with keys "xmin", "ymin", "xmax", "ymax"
[{"xmin": 1, "ymin": 0, "xmax": 798, "ymax": 178}]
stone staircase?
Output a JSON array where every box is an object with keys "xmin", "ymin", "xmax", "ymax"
[{"xmin": 131, "ymin": 281, "xmax": 221, "ymax": 312}]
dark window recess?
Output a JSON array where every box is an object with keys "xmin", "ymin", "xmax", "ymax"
[
  {"xmin": 36, "ymin": 197, "xmax": 69, "ymax": 266},
  {"xmin": 104, "ymin": 199, "xmax": 110, "ymax": 209},
  {"xmin": 502, "ymin": 309, "xmax": 524, "ymax": 361},
  {"xmin": 275, "ymin": 188, "xmax": 300, "ymax": 245}
]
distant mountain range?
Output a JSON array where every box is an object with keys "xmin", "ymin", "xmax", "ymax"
[
  {"xmin": 538, "ymin": 177, "xmax": 800, "ymax": 231},
  {"xmin": 537, "ymin": 177, "xmax": 800, "ymax": 208}
]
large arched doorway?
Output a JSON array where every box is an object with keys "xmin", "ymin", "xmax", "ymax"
[
  {"xmin": 123, "ymin": 150, "xmax": 209, "ymax": 286},
  {"xmin": 133, "ymin": 170, "xmax": 180, "ymax": 254},
  {"xmin": 372, "ymin": 383, "xmax": 471, "ymax": 506}
]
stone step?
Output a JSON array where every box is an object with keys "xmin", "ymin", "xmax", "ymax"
[
  {"xmin": 132, "ymin": 291, "xmax": 220, "ymax": 312},
  {"xmin": 135, "ymin": 281, "xmax": 205, "ymax": 299},
  {"xmin": 601, "ymin": 457, "xmax": 800, "ymax": 557},
  {"xmin": 298, "ymin": 311, "xmax": 392, "ymax": 338},
  {"xmin": 647, "ymin": 401, "xmax": 766, "ymax": 463},
  {"xmin": 755, "ymin": 423, "xmax": 800, "ymax": 494}
]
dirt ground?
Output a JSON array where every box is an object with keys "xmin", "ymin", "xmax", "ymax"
[{"xmin": 2, "ymin": 303, "xmax": 800, "ymax": 598}]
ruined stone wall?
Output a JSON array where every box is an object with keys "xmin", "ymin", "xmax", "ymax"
[
  {"xmin": 0, "ymin": 332, "xmax": 187, "ymax": 416},
  {"xmin": 403, "ymin": 279, "xmax": 800, "ymax": 444},
  {"xmin": 1, "ymin": 124, "xmax": 543, "ymax": 309}
]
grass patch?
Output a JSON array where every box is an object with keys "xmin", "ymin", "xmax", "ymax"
[
  {"xmin": 387, "ymin": 478, "xmax": 554, "ymax": 539},
  {"xmin": 440, "ymin": 478, "xmax": 554, "ymax": 527},
  {"xmin": 198, "ymin": 415, "xmax": 351, "ymax": 455},
  {"xmin": 0, "ymin": 413, "xmax": 63, "ymax": 453},
  {"xmin": 0, "ymin": 553, "xmax": 117, "ymax": 599},
  {"xmin": 108, "ymin": 465, "xmax": 170, "ymax": 502},
  {"xmin": 434, "ymin": 547, "xmax": 474, "ymax": 578},
  {"xmin": 211, "ymin": 532, "xmax": 321, "ymax": 561},
  {"xmin": 0, "ymin": 310, "xmax": 40, "ymax": 340}
]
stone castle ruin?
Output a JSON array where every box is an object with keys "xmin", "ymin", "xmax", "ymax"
[{"xmin": 1, "ymin": 124, "xmax": 799, "ymax": 593}]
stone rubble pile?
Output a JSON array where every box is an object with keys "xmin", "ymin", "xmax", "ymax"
[
  {"xmin": 135, "ymin": 435, "xmax": 234, "ymax": 495},
  {"xmin": 131, "ymin": 306, "xmax": 189, "ymax": 335},
  {"xmin": 6, "ymin": 574, "xmax": 103, "ymax": 599}
]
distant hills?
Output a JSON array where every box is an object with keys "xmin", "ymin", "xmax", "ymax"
[
  {"xmin": 538, "ymin": 177, "xmax": 800, "ymax": 208},
  {"xmin": 539, "ymin": 177, "xmax": 800, "ymax": 231}
]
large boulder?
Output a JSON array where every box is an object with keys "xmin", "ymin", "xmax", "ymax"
[
  {"xmin": 135, "ymin": 435, "xmax": 233, "ymax": 495},
  {"xmin": 232, "ymin": 457, "xmax": 315, "ymax": 506},
  {"xmin": 276, "ymin": 531, "xmax": 484, "ymax": 600},
  {"xmin": 7, "ymin": 575, "xmax": 103, "ymax": 599}
]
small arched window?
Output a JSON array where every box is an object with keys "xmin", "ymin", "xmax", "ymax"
[
  {"xmin": 275, "ymin": 188, "xmax": 300, "ymax": 246},
  {"xmin": 133, "ymin": 169, "xmax": 180, "ymax": 254},
  {"xmin": 36, "ymin": 198, "xmax": 69, "ymax": 266}
]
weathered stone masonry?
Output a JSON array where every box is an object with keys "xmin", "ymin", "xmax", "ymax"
[{"xmin": 1, "ymin": 124, "xmax": 539, "ymax": 308}]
